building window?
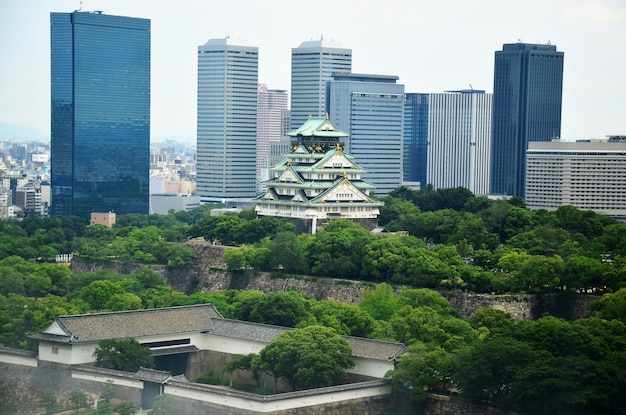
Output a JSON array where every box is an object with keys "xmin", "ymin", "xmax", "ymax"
[{"xmin": 52, "ymin": 347, "xmax": 59, "ymax": 355}]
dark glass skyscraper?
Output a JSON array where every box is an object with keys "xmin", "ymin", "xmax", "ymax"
[
  {"xmin": 50, "ymin": 11, "xmax": 150, "ymax": 218},
  {"xmin": 403, "ymin": 93, "xmax": 429, "ymax": 187},
  {"xmin": 490, "ymin": 42, "xmax": 564, "ymax": 198}
]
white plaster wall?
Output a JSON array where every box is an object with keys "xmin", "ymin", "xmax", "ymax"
[
  {"xmin": 0, "ymin": 351, "xmax": 37, "ymax": 367},
  {"xmin": 349, "ymin": 357, "xmax": 394, "ymax": 379},
  {"xmin": 199, "ymin": 335, "xmax": 266, "ymax": 356},
  {"xmin": 165, "ymin": 382, "xmax": 392, "ymax": 413},
  {"xmin": 72, "ymin": 370, "xmax": 144, "ymax": 389},
  {"xmin": 38, "ymin": 341, "xmax": 74, "ymax": 364}
]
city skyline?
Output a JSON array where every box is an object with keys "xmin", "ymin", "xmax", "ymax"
[{"xmin": 1, "ymin": 0, "xmax": 626, "ymax": 142}]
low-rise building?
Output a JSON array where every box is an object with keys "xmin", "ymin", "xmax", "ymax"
[{"xmin": 525, "ymin": 139, "xmax": 626, "ymax": 219}]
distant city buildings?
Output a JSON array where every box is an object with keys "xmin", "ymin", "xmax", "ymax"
[
  {"xmin": 426, "ymin": 90, "xmax": 492, "ymax": 195},
  {"xmin": 257, "ymin": 85, "xmax": 288, "ymax": 192},
  {"xmin": 290, "ymin": 38, "xmax": 352, "ymax": 129},
  {"xmin": 196, "ymin": 37, "xmax": 258, "ymax": 203},
  {"xmin": 49, "ymin": 11, "xmax": 151, "ymax": 218},
  {"xmin": 526, "ymin": 138, "xmax": 626, "ymax": 220},
  {"xmin": 327, "ymin": 73, "xmax": 405, "ymax": 195},
  {"xmin": 5, "ymin": 25, "xmax": 619, "ymax": 222},
  {"xmin": 490, "ymin": 42, "xmax": 564, "ymax": 198}
]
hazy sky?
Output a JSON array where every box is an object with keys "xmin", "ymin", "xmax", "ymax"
[{"xmin": 1, "ymin": 0, "xmax": 625, "ymax": 142}]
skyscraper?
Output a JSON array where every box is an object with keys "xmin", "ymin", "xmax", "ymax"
[
  {"xmin": 403, "ymin": 93, "xmax": 429, "ymax": 187},
  {"xmin": 50, "ymin": 11, "xmax": 150, "ymax": 218},
  {"xmin": 257, "ymin": 85, "xmax": 288, "ymax": 192},
  {"xmin": 490, "ymin": 42, "xmax": 564, "ymax": 198},
  {"xmin": 290, "ymin": 38, "xmax": 351, "ymax": 128},
  {"xmin": 327, "ymin": 73, "xmax": 405, "ymax": 195},
  {"xmin": 427, "ymin": 90, "xmax": 492, "ymax": 195},
  {"xmin": 197, "ymin": 38, "xmax": 258, "ymax": 203}
]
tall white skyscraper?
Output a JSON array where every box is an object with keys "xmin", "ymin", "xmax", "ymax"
[
  {"xmin": 327, "ymin": 73, "xmax": 405, "ymax": 195},
  {"xmin": 290, "ymin": 38, "xmax": 351, "ymax": 128},
  {"xmin": 426, "ymin": 90, "xmax": 492, "ymax": 195},
  {"xmin": 257, "ymin": 85, "xmax": 288, "ymax": 192},
  {"xmin": 197, "ymin": 38, "xmax": 258, "ymax": 203}
]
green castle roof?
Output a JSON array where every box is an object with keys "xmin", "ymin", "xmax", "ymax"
[{"xmin": 288, "ymin": 115, "xmax": 349, "ymax": 139}]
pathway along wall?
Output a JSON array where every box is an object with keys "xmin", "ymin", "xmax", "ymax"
[{"xmin": 70, "ymin": 242, "xmax": 598, "ymax": 321}]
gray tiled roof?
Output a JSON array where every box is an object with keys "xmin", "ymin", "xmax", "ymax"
[
  {"xmin": 344, "ymin": 336, "xmax": 406, "ymax": 361},
  {"xmin": 209, "ymin": 319, "xmax": 405, "ymax": 361},
  {"xmin": 30, "ymin": 304, "xmax": 222, "ymax": 343},
  {"xmin": 209, "ymin": 318, "xmax": 288, "ymax": 343},
  {"xmin": 135, "ymin": 367, "xmax": 172, "ymax": 383}
]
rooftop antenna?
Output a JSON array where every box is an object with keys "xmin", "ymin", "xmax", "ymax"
[
  {"xmin": 79, "ymin": 0, "xmax": 82, "ymax": 11},
  {"xmin": 469, "ymin": 84, "xmax": 473, "ymax": 90}
]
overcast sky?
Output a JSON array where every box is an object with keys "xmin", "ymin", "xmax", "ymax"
[{"xmin": 1, "ymin": 0, "xmax": 625, "ymax": 143}]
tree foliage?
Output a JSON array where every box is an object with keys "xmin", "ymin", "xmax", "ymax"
[
  {"xmin": 94, "ymin": 338, "xmax": 154, "ymax": 372},
  {"xmin": 253, "ymin": 325, "xmax": 354, "ymax": 391}
]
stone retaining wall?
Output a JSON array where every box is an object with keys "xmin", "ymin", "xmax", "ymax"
[{"xmin": 70, "ymin": 242, "xmax": 599, "ymax": 320}]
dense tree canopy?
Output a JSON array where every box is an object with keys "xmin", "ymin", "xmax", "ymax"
[
  {"xmin": 94, "ymin": 338, "xmax": 154, "ymax": 372},
  {"xmin": 252, "ymin": 325, "xmax": 354, "ymax": 391},
  {"xmin": 3, "ymin": 187, "xmax": 626, "ymax": 414}
]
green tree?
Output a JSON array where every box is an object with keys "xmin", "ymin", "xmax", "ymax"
[
  {"xmin": 94, "ymin": 338, "xmax": 154, "ymax": 372},
  {"xmin": 114, "ymin": 401, "xmax": 137, "ymax": 415},
  {"xmin": 265, "ymin": 232, "xmax": 308, "ymax": 274},
  {"xmin": 234, "ymin": 291, "xmax": 311, "ymax": 328},
  {"xmin": 80, "ymin": 280, "xmax": 126, "ymax": 310},
  {"xmin": 455, "ymin": 336, "xmax": 538, "ymax": 409},
  {"xmin": 306, "ymin": 299, "xmax": 375, "ymax": 337},
  {"xmin": 253, "ymin": 325, "xmax": 354, "ymax": 391},
  {"xmin": 38, "ymin": 389, "xmax": 58, "ymax": 414},
  {"xmin": 358, "ymin": 283, "xmax": 398, "ymax": 321},
  {"xmin": 0, "ymin": 266, "xmax": 25, "ymax": 295},
  {"xmin": 148, "ymin": 394, "xmax": 176, "ymax": 415},
  {"xmin": 386, "ymin": 342, "xmax": 457, "ymax": 402},
  {"xmin": 100, "ymin": 380, "xmax": 115, "ymax": 403},
  {"xmin": 103, "ymin": 292, "xmax": 143, "ymax": 311},
  {"xmin": 589, "ymin": 288, "xmax": 626, "ymax": 324},
  {"xmin": 306, "ymin": 219, "xmax": 373, "ymax": 278},
  {"xmin": 130, "ymin": 266, "xmax": 166, "ymax": 289},
  {"xmin": 68, "ymin": 389, "xmax": 88, "ymax": 414},
  {"xmin": 222, "ymin": 353, "xmax": 260, "ymax": 386}
]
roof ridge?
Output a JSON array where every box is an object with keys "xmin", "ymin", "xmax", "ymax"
[{"xmin": 58, "ymin": 303, "xmax": 220, "ymax": 319}]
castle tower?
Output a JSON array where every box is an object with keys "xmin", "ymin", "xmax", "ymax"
[{"xmin": 255, "ymin": 115, "xmax": 383, "ymax": 234}]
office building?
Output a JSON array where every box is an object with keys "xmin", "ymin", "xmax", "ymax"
[
  {"xmin": 256, "ymin": 116, "xmax": 383, "ymax": 234},
  {"xmin": 257, "ymin": 85, "xmax": 288, "ymax": 192},
  {"xmin": 526, "ymin": 139, "xmax": 626, "ymax": 220},
  {"xmin": 427, "ymin": 90, "xmax": 492, "ymax": 195},
  {"xmin": 50, "ymin": 11, "xmax": 150, "ymax": 218},
  {"xmin": 327, "ymin": 73, "xmax": 405, "ymax": 195},
  {"xmin": 403, "ymin": 93, "xmax": 429, "ymax": 188},
  {"xmin": 290, "ymin": 38, "xmax": 351, "ymax": 128},
  {"xmin": 197, "ymin": 37, "xmax": 258, "ymax": 203},
  {"xmin": 490, "ymin": 42, "xmax": 564, "ymax": 198},
  {"xmin": 268, "ymin": 109, "xmax": 292, "ymax": 168}
]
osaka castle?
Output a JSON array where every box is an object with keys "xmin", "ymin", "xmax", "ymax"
[{"xmin": 255, "ymin": 115, "xmax": 383, "ymax": 234}]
